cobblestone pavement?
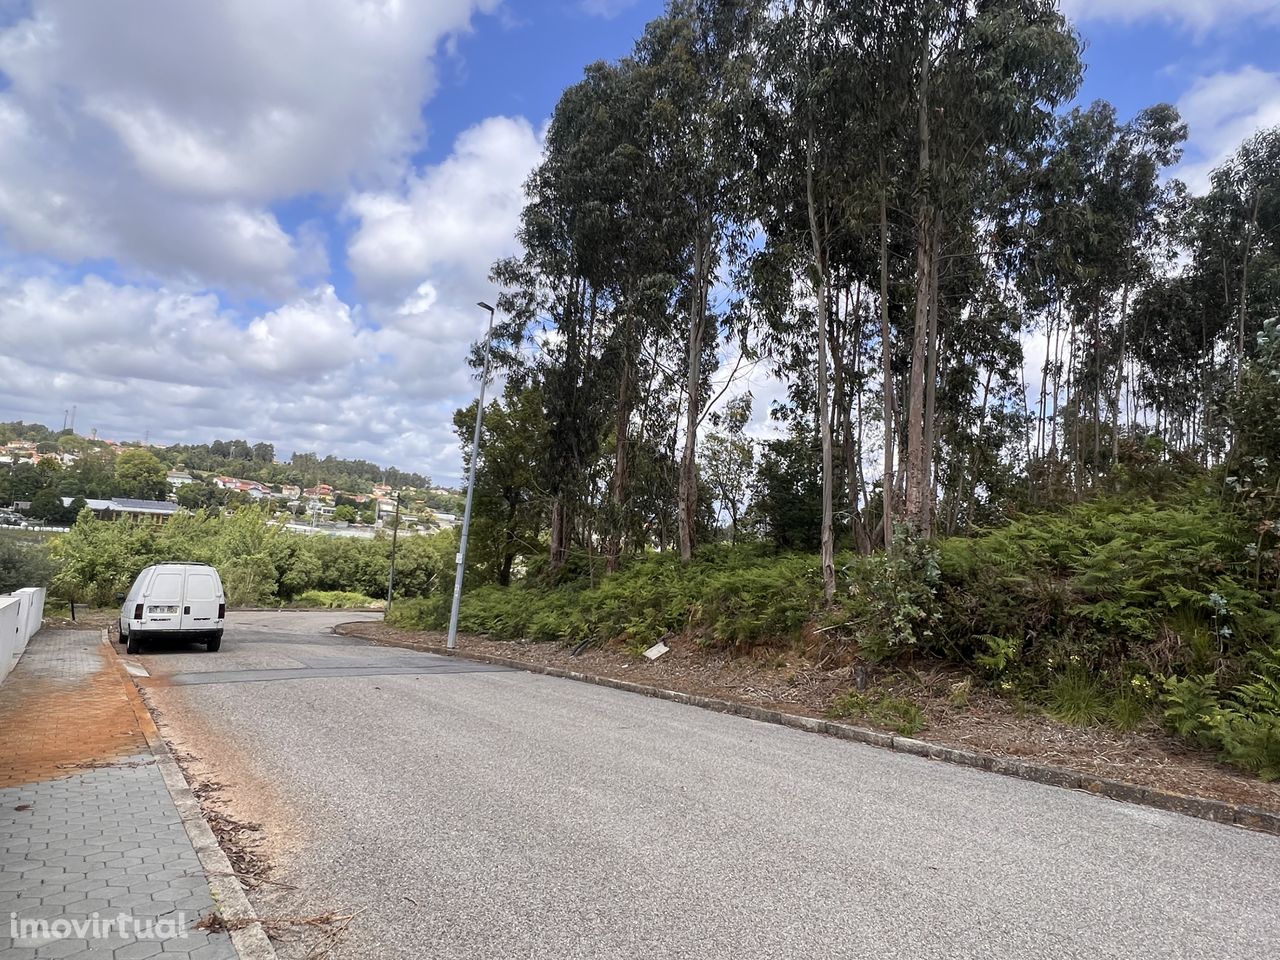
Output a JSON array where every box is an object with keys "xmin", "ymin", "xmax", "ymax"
[{"xmin": 0, "ymin": 630, "xmax": 237, "ymax": 959}]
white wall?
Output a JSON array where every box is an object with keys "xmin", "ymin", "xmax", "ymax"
[{"xmin": 0, "ymin": 586, "xmax": 46, "ymax": 686}]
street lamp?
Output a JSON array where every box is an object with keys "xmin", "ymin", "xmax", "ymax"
[{"xmin": 447, "ymin": 301, "xmax": 497, "ymax": 650}]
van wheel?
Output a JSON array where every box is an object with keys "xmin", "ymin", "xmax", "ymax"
[
  {"xmin": 126, "ymin": 633, "xmax": 142, "ymax": 655},
  {"xmin": 118, "ymin": 628, "xmax": 128, "ymax": 644},
  {"xmin": 206, "ymin": 636, "xmax": 221, "ymax": 652}
]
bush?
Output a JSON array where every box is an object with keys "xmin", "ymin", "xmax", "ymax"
[
  {"xmin": 48, "ymin": 507, "xmax": 456, "ymax": 606},
  {"xmin": 889, "ymin": 496, "xmax": 1278, "ymax": 679},
  {"xmin": 386, "ymin": 546, "xmax": 822, "ymax": 651},
  {"xmin": 0, "ymin": 532, "xmax": 55, "ymax": 593},
  {"xmin": 1163, "ymin": 646, "xmax": 1280, "ymax": 781},
  {"xmin": 295, "ymin": 590, "xmax": 383, "ymax": 609}
]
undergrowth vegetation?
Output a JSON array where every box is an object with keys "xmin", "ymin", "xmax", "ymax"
[
  {"xmin": 390, "ymin": 491, "xmax": 1280, "ymax": 779},
  {"xmin": 389, "ymin": 546, "xmax": 819, "ymax": 650},
  {"xmin": 293, "ymin": 590, "xmax": 385, "ymax": 610}
]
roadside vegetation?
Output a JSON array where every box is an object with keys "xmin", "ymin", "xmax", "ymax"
[
  {"xmin": 390, "ymin": 0, "xmax": 1280, "ymax": 783},
  {"xmin": 41, "ymin": 507, "xmax": 454, "ymax": 609}
]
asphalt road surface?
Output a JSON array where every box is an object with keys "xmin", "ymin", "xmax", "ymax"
[{"xmin": 134, "ymin": 611, "xmax": 1280, "ymax": 960}]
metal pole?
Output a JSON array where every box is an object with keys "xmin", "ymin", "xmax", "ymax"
[
  {"xmin": 447, "ymin": 302, "xmax": 497, "ymax": 650},
  {"xmin": 386, "ymin": 493, "xmax": 401, "ymax": 610}
]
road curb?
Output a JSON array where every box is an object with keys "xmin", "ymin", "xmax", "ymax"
[
  {"xmin": 101, "ymin": 630, "xmax": 278, "ymax": 960},
  {"xmin": 342, "ymin": 627, "xmax": 1280, "ymax": 837}
]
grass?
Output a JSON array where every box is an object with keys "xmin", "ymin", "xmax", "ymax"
[
  {"xmin": 387, "ymin": 545, "xmax": 821, "ymax": 652},
  {"xmin": 293, "ymin": 590, "xmax": 384, "ymax": 610},
  {"xmin": 827, "ymin": 691, "xmax": 926, "ymax": 736},
  {"xmin": 1045, "ymin": 668, "xmax": 1109, "ymax": 727}
]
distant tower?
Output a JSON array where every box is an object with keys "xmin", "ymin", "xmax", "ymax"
[
  {"xmin": 61, "ymin": 409, "xmax": 69, "ymax": 431},
  {"xmin": 69, "ymin": 405, "xmax": 77, "ymax": 433}
]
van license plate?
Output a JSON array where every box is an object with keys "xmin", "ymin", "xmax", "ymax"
[{"xmin": 147, "ymin": 605, "xmax": 179, "ymax": 614}]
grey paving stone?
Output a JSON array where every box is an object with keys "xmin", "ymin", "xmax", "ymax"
[
  {"xmin": 31, "ymin": 938, "xmax": 92, "ymax": 958},
  {"xmin": 0, "ymin": 636, "xmax": 238, "ymax": 960}
]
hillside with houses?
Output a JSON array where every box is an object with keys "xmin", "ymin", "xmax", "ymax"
[{"xmin": 0, "ymin": 420, "xmax": 461, "ymax": 535}]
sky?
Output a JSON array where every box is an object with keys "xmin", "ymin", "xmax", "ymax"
[{"xmin": 0, "ymin": 1, "xmax": 1277, "ymax": 484}]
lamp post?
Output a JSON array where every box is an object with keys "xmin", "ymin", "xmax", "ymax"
[
  {"xmin": 386, "ymin": 492, "xmax": 401, "ymax": 610},
  {"xmin": 447, "ymin": 301, "xmax": 497, "ymax": 650}
]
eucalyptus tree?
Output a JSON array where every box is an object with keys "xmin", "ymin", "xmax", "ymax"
[
  {"xmin": 747, "ymin": 0, "xmax": 885, "ymax": 597},
  {"xmin": 899, "ymin": 0, "xmax": 1082, "ymax": 537},
  {"xmin": 1191, "ymin": 126, "xmax": 1280, "ymax": 389},
  {"xmin": 491, "ymin": 59, "xmax": 654, "ymax": 569},
  {"xmin": 700, "ymin": 394, "xmax": 755, "ymax": 542},
  {"xmin": 636, "ymin": 0, "xmax": 760, "ymax": 563}
]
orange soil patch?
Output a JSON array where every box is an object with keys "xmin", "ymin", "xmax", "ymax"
[{"xmin": 0, "ymin": 641, "xmax": 148, "ymax": 788}]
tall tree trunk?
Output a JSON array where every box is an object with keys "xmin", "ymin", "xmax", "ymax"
[
  {"xmin": 607, "ymin": 325, "xmax": 633, "ymax": 573},
  {"xmin": 848, "ymin": 285, "xmax": 872, "ymax": 555},
  {"xmin": 807, "ymin": 123, "xmax": 836, "ymax": 601},
  {"xmin": 878, "ymin": 163, "xmax": 894, "ymax": 551},
  {"xmin": 549, "ymin": 499, "xmax": 570, "ymax": 571},
  {"xmin": 678, "ymin": 227, "xmax": 709, "ymax": 563},
  {"xmin": 498, "ymin": 497, "xmax": 519, "ymax": 587},
  {"xmin": 1111, "ymin": 278, "xmax": 1131, "ymax": 469},
  {"xmin": 1237, "ymin": 191, "xmax": 1261, "ymax": 389},
  {"xmin": 922, "ymin": 216, "xmax": 941, "ymax": 516},
  {"xmin": 904, "ymin": 18, "xmax": 934, "ymax": 538}
]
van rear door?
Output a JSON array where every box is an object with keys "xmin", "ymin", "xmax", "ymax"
[
  {"xmin": 181, "ymin": 569, "xmax": 220, "ymax": 630},
  {"xmin": 144, "ymin": 570, "xmax": 183, "ymax": 627}
]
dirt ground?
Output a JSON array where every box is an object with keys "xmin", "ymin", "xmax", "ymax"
[{"xmin": 339, "ymin": 620, "xmax": 1280, "ymax": 815}]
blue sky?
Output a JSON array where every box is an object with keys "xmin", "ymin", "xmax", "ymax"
[{"xmin": 0, "ymin": 1, "xmax": 1277, "ymax": 483}]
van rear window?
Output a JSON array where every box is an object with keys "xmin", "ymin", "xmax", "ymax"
[
  {"xmin": 149, "ymin": 573, "xmax": 182, "ymax": 600},
  {"xmin": 186, "ymin": 574, "xmax": 216, "ymax": 601}
]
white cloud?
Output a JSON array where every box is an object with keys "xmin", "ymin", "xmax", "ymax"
[
  {"xmin": 579, "ymin": 0, "xmax": 642, "ymax": 18},
  {"xmin": 1175, "ymin": 65, "xmax": 1280, "ymax": 192},
  {"xmin": 1062, "ymin": 0, "xmax": 1280, "ymax": 32},
  {"xmin": 0, "ymin": 1, "xmax": 526, "ymax": 480},
  {"xmin": 346, "ymin": 115, "xmax": 544, "ymax": 301},
  {"xmin": 0, "ymin": 0, "xmax": 498, "ymax": 294},
  {"xmin": 0, "ymin": 272, "xmax": 477, "ymax": 481}
]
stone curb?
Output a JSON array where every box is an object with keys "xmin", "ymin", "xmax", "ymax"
[
  {"xmin": 231, "ymin": 606, "xmax": 384, "ymax": 613},
  {"xmin": 101, "ymin": 630, "xmax": 278, "ymax": 960},
  {"xmin": 340, "ymin": 626, "xmax": 1280, "ymax": 837}
]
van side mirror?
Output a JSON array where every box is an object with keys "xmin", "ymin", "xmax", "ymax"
[{"xmin": 115, "ymin": 593, "xmax": 126, "ymax": 603}]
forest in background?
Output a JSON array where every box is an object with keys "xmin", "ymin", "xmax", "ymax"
[
  {"xmin": 454, "ymin": 0, "xmax": 1279, "ymax": 587},
  {"xmin": 391, "ymin": 0, "xmax": 1280, "ymax": 780}
]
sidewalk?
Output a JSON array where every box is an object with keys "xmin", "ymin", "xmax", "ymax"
[{"xmin": 0, "ymin": 629, "xmax": 237, "ymax": 959}]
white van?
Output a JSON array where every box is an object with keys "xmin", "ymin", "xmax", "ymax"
[{"xmin": 118, "ymin": 563, "xmax": 226, "ymax": 654}]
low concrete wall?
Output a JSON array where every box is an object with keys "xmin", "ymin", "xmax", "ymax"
[{"xmin": 1, "ymin": 586, "xmax": 46, "ymax": 685}]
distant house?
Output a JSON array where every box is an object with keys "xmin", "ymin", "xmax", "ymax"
[
  {"xmin": 303, "ymin": 484, "xmax": 334, "ymax": 498},
  {"xmin": 167, "ymin": 471, "xmax": 196, "ymax": 488},
  {"xmin": 61, "ymin": 497, "xmax": 180, "ymax": 521},
  {"xmin": 213, "ymin": 476, "xmax": 273, "ymax": 499},
  {"xmin": 281, "ymin": 484, "xmax": 302, "ymax": 499}
]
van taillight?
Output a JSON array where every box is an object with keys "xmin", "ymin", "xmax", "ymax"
[
  {"xmin": 217, "ymin": 603, "xmax": 225, "ymax": 619},
  {"xmin": 133, "ymin": 603, "xmax": 143, "ymax": 620}
]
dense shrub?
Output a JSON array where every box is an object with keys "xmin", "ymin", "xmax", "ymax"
[
  {"xmin": 832, "ymin": 495, "xmax": 1280, "ymax": 773},
  {"xmin": 0, "ymin": 532, "xmax": 55, "ymax": 593},
  {"xmin": 48, "ymin": 507, "xmax": 451, "ymax": 607},
  {"xmin": 845, "ymin": 497, "xmax": 1280, "ymax": 682},
  {"xmin": 387, "ymin": 546, "xmax": 821, "ymax": 651},
  {"xmin": 294, "ymin": 590, "xmax": 385, "ymax": 609},
  {"xmin": 1162, "ymin": 646, "xmax": 1280, "ymax": 781}
]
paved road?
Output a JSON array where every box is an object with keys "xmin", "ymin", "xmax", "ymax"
[{"xmin": 135, "ymin": 611, "xmax": 1280, "ymax": 960}]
